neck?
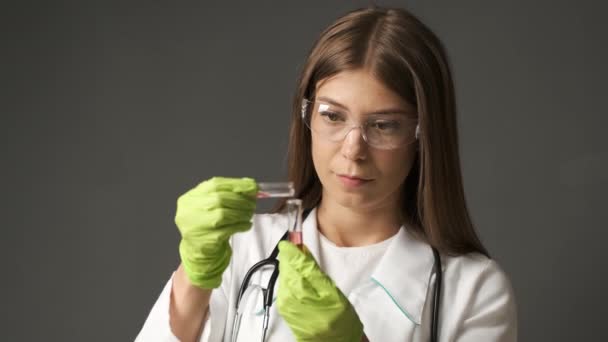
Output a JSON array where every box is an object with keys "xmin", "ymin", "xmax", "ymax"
[{"xmin": 316, "ymin": 197, "xmax": 402, "ymax": 247}]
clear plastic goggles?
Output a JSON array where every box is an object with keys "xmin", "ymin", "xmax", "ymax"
[{"xmin": 301, "ymin": 98, "xmax": 419, "ymax": 150}]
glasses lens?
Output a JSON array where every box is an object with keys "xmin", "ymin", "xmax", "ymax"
[
  {"xmin": 310, "ymin": 101, "xmax": 350, "ymax": 141},
  {"xmin": 302, "ymin": 99, "xmax": 418, "ymax": 149},
  {"xmin": 364, "ymin": 115, "xmax": 418, "ymax": 149}
]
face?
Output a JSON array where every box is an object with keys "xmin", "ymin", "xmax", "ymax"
[{"xmin": 311, "ymin": 68, "xmax": 418, "ymax": 211}]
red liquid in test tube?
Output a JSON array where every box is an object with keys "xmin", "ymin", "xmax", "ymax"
[
  {"xmin": 256, "ymin": 192, "xmax": 270, "ymax": 198},
  {"xmin": 289, "ymin": 231, "xmax": 303, "ymax": 246},
  {"xmin": 286, "ymin": 199, "xmax": 303, "ymax": 250}
]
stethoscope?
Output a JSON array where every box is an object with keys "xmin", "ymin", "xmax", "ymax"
[{"xmin": 231, "ymin": 208, "xmax": 442, "ymax": 342}]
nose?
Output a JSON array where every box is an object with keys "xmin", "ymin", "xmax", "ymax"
[{"xmin": 340, "ymin": 127, "xmax": 368, "ymax": 161}]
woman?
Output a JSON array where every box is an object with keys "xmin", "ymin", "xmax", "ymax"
[{"xmin": 136, "ymin": 6, "xmax": 517, "ymax": 342}]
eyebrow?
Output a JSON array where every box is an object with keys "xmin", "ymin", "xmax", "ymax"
[{"xmin": 316, "ymin": 96, "xmax": 413, "ymax": 116}]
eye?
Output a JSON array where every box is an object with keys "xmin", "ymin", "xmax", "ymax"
[
  {"xmin": 370, "ymin": 120, "xmax": 400, "ymax": 132},
  {"xmin": 319, "ymin": 111, "xmax": 345, "ymax": 122}
]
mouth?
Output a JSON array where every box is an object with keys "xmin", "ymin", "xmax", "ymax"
[{"xmin": 336, "ymin": 173, "xmax": 373, "ymax": 187}]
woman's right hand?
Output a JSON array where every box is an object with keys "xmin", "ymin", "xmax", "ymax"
[{"xmin": 175, "ymin": 176, "xmax": 258, "ymax": 289}]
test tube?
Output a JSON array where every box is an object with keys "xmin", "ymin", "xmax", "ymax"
[
  {"xmin": 257, "ymin": 182, "xmax": 295, "ymax": 198},
  {"xmin": 286, "ymin": 199, "xmax": 303, "ymax": 248}
]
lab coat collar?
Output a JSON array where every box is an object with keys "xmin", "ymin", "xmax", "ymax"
[
  {"xmin": 301, "ymin": 207, "xmax": 435, "ymax": 325},
  {"xmin": 369, "ymin": 225, "xmax": 435, "ymax": 325}
]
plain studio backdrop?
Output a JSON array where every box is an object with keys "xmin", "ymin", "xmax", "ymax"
[{"xmin": 2, "ymin": 1, "xmax": 607, "ymax": 340}]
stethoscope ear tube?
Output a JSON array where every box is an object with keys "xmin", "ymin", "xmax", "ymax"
[
  {"xmin": 266, "ymin": 266, "xmax": 280, "ymax": 308},
  {"xmin": 235, "ymin": 258, "xmax": 277, "ymax": 309},
  {"xmin": 430, "ymin": 247, "xmax": 442, "ymax": 342}
]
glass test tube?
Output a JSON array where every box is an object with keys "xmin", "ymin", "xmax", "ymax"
[
  {"xmin": 286, "ymin": 199, "xmax": 303, "ymax": 248},
  {"xmin": 257, "ymin": 182, "xmax": 295, "ymax": 198}
]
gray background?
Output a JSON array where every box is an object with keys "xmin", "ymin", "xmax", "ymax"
[{"xmin": 2, "ymin": 0, "xmax": 607, "ymax": 341}]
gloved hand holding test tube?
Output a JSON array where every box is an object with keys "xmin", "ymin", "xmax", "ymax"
[{"xmin": 256, "ymin": 182, "xmax": 303, "ymax": 249}]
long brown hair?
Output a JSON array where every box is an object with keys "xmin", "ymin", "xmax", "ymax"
[{"xmin": 275, "ymin": 7, "xmax": 488, "ymax": 257}]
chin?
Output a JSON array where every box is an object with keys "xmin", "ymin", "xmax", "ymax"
[
  {"xmin": 332, "ymin": 182, "xmax": 403, "ymax": 211},
  {"xmin": 330, "ymin": 188, "xmax": 377, "ymax": 210}
]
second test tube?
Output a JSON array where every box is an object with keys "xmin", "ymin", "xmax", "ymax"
[{"xmin": 286, "ymin": 199, "xmax": 303, "ymax": 249}]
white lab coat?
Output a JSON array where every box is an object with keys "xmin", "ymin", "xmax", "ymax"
[{"xmin": 136, "ymin": 208, "xmax": 517, "ymax": 341}]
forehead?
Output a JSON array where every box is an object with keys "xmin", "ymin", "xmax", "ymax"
[{"xmin": 314, "ymin": 69, "xmax": 413, "ymax": 112}]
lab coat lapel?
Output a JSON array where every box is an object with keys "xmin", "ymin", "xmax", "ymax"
[
  {"xmin": 300, "ymin": 207, "xmax": 436, "ymax": 325},
  {"xmin": 366, "ymin": 227, "xmax": 435, "ymax": 324},
  {"xmin": 348, "ymin": 226, "xmax": 437, "ymax": 341}
]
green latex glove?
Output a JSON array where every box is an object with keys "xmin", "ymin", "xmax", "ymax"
[
  {"xmin": 175, "ymin": 176, "xmax": 257, "ymax": 289},
  {"xmin": 277, "ymin": 241, "xmax": 364, "ymax": 342}
]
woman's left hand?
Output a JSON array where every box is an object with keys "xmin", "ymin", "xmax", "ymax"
[{"xmin": 277, "ymin": 241, "xmax": 364, "ymax": 342}]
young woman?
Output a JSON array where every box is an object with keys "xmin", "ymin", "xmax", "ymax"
[{"xmin": 137, "ymin": 6, "xmax": 517, "ymax": 342}]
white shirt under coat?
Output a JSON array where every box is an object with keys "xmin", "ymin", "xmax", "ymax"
[{"xmin": 136, "ymin": 207, "xmax": 517, "ymax": 341}]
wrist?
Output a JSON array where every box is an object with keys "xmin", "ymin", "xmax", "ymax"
[
  {"xmin": 170, "ymin": 264, "xmax": 212, "ymax": 341},
  {"xmin": 173, "ymin": 264, "xmax": 212, "ymax": 305}
]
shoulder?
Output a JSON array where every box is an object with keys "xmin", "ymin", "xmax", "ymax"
[
  {"xmin": 441, "ymin": 252, "xmax": 518, "ymax": 339},
  {"xmin": 443, "ymin": 252, "xmax": 514, "ymax": 293}
]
